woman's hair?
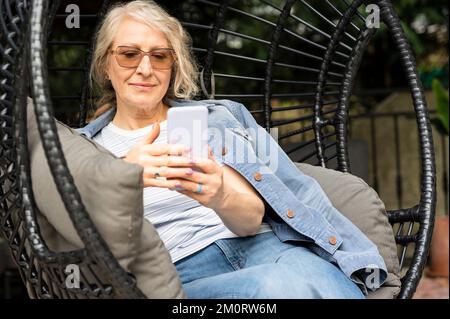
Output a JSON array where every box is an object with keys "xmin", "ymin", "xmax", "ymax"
[{"xmin": 89, "ymin": 0, "xmax": 199, "ymax": 119}]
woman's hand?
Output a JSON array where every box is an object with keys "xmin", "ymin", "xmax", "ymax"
[
  {"xmin": 122, "ymin": 122, "xmax": 264, "ymax": 236},
  {"xmin": 172, "ymin": 145, "xmax": 228, "ymax": 210},
  {"xmin": 122, "ymin": 122, "xmax": 198, "ymax": 189}
]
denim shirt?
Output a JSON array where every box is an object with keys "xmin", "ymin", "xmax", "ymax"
[{"xmin": 77, "ymin": 99, "xmax": 387, "ymax": 295}]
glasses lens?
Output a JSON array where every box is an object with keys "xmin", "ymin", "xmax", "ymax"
[
  {"xmin": 115, "ymin": 47, "xmax": 175, "ymax": 69},
  {"xmin": 116, "ymin": 47, "xmax": 141, "ymax": 68},
  {"xmin": 149, "ymin": 50, "xmax": 174, "ymax": 69},
  {"xmin": 115, "ymin": 47, "xmax": 142, "ymax": 67}
]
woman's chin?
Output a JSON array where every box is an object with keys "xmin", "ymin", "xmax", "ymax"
[{"xmin": 126, "ymin": 97, "xmax": 162, "ymax": 108}]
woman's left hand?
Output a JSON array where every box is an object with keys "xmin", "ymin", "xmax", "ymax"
[{"xmin": 171, "ymin": 145, "xmax": 229, "ymax": 210}]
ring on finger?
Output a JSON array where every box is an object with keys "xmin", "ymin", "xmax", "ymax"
[{"xmin": 154, "ymin": 171, "xmax": 166, "ymax": 180}]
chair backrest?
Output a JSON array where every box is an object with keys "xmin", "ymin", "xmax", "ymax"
[{"xmin": 0, "ymin": 0, "xmax": 436, "ymax": 299}]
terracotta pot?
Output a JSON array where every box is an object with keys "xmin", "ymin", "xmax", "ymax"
[{"xmin": 428, "ymin": 216, "xmax": 449, "ymax": 278}]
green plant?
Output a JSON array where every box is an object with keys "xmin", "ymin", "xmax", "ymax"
[{"xmin": 431, "ymin": 78, "xmax": 449, "ymax": 135}]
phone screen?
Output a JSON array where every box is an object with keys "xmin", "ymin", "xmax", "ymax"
[{"xmin": 167, "ymin": 106, "xmax": 209, "ymax": 159}]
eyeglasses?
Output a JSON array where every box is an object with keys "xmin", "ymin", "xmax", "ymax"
[{"xmin": 111, "ymin": 46, "xmax": 176, "ymax": 69}]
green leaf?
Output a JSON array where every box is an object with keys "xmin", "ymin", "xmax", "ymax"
[
  {"xmin": 432, "ymin": 79, "xmax": 449, "ymax": 135},
  {"xmin": 401, "ymin": 21, "xmax": 425, "ymax": 56}
]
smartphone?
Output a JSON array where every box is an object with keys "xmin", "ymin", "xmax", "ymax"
[{"xmin": 167, "ymin": 106, "xmax": 209, "ymax": 159}]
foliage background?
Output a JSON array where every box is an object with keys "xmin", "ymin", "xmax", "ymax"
[{"xmin": 48, "ymin": 0, "xmax": 448, "ymax": 126}]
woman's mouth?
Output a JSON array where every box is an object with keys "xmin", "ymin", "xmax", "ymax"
[{"xmin": 129, "ymin": 83, "xmax": 156, "ymax": 89}]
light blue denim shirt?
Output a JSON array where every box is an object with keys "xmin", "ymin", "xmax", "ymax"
[{"xmin": 77, "ymin": 99, "xmax": 388, "ymax": 295}]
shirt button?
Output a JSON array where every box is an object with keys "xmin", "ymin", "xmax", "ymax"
[
  {"xmin": 254, "ymin": 172, "xmax": 262, "ymax": 181},
  {"xmin": 287, "ymin": 209, "xmax": 295, "ymax": 218},
  {"xmin": 329, "ymin": 236, "xmax": 337, "ymax": 245},
  {"xmin": 221, "ymin": 147, "xmax": 228, "ymax": 156}
]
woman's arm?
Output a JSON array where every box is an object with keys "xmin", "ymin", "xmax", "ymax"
[
  {"xmin": 174, "ymin": 147, "xmax": 265, "ymax": 237},
  {"xmin": 213, "ymin": 165, "xmax": 265, "ymax": 237}
]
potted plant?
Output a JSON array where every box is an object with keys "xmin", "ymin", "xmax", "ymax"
[{"xmin": 428, "ymin": 78, "xmax": 449, "ymax": 278}]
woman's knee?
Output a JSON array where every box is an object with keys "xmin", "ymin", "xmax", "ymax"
[{"xmin": 256, "ymin": 265, "xmax": 320, "ymax": 298}]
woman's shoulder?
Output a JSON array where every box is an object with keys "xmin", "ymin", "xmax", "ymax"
[{"xmin": 76, "ymin": 108, "xmax": 115, "ymax": 139}]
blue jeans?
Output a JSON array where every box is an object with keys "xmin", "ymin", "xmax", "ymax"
[{"xmin": 174, "ymin": 232, "xmax": 365, "ymax": 299}]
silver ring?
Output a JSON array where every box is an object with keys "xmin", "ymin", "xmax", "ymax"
[{"xmin": 196, "ymin": 183, "xmax": 203, "ymax": 194}]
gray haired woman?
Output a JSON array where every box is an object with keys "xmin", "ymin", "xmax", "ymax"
[{"xmin": 79, "ymin": 0, "xmax": 387, "ymax": 299}]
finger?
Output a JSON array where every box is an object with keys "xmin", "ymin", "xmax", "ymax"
[
  {"xmin": 144, "ymin": 166, "xmax": 204, "ymax": 181},
  {"xmin": 208, "ymin": 145, "xmax": 213, "ymax": 157},
  {"xmin": 143, "ymin": 121, "xmax": 160, "ymax": 144},
  {"xmin": 190, "ymin": 157, "xmax": 217, "ymax": 174},
  {"xmin": 167, "ymin": 169, "xmax": 210, "ymax": 185},
  {"xmin": 208, "ymin": 145, "xmax": 218, "ymax": 163},
  {"xmin": 142, "ymin": 143, "xmax": 191, "ymax": 156},
  {"xmin": 143, "ymin": 177, "xmax": 185, "ymax": 189},
  {"xmin": 140, "ymin": 154, "xmax": 196, "ymax": 167},
  {"xmin": 172, "ymin": 179, "xmax": 206, "ymax": 194}
]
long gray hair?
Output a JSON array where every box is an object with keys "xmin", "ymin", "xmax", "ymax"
[{"xmin": 89, "ymin": 0, "xmax": 199, "ymax": 119}]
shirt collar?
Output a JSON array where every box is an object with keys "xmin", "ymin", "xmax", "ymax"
[{"xmin": 76, "ymin": 99, "xmax": 214, "ymax": 139}]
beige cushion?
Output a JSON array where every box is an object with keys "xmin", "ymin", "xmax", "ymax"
[
  {"xmin": 27, "ymin": 98, "xmax": 184, "ymax": 298},
  {"xmin": 296, "ymin": 163, "xmax": 401, "ymax": 299}
]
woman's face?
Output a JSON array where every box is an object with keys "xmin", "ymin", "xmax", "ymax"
[{"xmin": 107, "ymin": 17, "xmax": 173, "ymax": 112}]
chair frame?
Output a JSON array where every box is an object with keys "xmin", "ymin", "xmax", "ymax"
[{"xmin": 0, "ymin": 0, "xmax": 436, "ymax": 299}]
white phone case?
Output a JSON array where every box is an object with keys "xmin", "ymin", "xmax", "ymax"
[{"xmin": 167, "ymin": 106, "xmax": 209, "ymax": 159}]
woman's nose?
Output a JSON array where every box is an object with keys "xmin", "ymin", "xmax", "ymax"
[{"xmin": 136, "ymin": 55, "xmax": 153, "ymax": 76}]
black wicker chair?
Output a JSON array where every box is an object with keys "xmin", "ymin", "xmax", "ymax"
[{"xmin": 0, "ymin": 0, "xmax": 436, "ymax": 299}]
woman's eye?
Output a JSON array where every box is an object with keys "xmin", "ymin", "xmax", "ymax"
[
  {"xmin": 122, "ymin": 51, "xmax": 140, "ymax": 58},
  {"xmin": 152, "ymin": 53, "xmax": 168, "ymax": 60}
]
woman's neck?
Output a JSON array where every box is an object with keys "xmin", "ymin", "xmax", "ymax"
[{"xmin": 112, "ymin": 101, "xmax": 169, "ymax": 130}]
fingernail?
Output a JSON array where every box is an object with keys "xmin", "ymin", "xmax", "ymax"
[
  {"xmin": 175, "ymin": 182, "xmax": 182, "ymax": 188},
  {"xmin": 186, "ymin": 168, "xmax": 194, "ymax": 175}
]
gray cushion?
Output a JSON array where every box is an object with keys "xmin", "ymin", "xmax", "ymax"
[
  {"xmin": 296, "ymin": 163, "xmax": 401, "ymax": 299},
  {"xmin": 27, "ymin": 98, "xmax": 184, "ymax": 298}
]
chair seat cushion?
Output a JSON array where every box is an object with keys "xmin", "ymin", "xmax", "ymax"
[
  {"xmin": 27, "ymin": 98, "xmax": 184, "ymax": 298},
  {"xmin": 296, "ymin": 163, "xmax": 401, "ymax": 299}
]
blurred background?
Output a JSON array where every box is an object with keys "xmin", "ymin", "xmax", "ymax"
[{"xmin": 1, "ymin": 0, "xmax": 448, "ymax": 298}]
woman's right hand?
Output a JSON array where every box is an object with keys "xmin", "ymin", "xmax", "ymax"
[{"xmin": 122, "ymin": 121, "xmax": 196, "ymax": 188}]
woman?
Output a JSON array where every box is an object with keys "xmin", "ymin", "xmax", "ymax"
[{"xmin": 79, "ymin": 0, "xmax": 387, "ymax": 299}]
